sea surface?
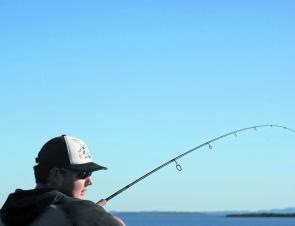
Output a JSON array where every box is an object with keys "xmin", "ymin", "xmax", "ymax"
[{"xmin": 115, "ymin": 212, "xmax": 295, "ymax": 226}]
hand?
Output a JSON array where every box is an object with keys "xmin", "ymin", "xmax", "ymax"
[
  {"xmin": 113, "ymin": 215, "xmax": 126, "ymax": 226},
  {"xmin": 97, "ymin": 199, "xmax": 107, "ymax": 206}
]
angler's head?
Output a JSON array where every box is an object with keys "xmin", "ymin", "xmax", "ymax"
[{"xmin": 34, "ymin": 135, "xmax": 107, "ymax": 199}]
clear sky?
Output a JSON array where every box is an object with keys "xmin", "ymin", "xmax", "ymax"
[{"xmin": 0, "ymin": 0, "xmax": 294, "ymax": 212}]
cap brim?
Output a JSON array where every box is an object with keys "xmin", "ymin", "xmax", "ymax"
[{"xmin": 66, "ymin": 162, "xmax": 107, "ymax": 172}]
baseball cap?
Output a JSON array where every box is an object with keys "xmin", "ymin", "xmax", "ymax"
[{"xmin": 35, "ymin": 135, "xmax": 107, "ymax": 172}]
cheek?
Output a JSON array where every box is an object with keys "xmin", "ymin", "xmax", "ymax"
[{"xmin": 72, "ymin": 180, "xmax": 85, "ymax": 198}]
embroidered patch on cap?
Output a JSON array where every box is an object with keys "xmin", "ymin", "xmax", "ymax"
[{"xmin": 64, "ymin": 136, "xmax": 93, "ymax": 164}]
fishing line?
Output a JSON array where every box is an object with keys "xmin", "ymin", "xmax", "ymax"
[{"xmin": 103, "ymin": 124, "xmax": 295, "ymax": 202}]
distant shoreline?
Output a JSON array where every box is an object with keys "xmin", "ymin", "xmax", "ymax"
[
  {"xmin": 113, "ymin": 211, "xmax": 295, "ymax": 218},
  {"xmin": 226, "ymin": 213, "xmax": 295, "ymax": 218}
]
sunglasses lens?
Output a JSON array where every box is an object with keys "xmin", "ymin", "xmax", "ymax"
[{"xmin": 78, "ymin": 171, "xmax": 92, "ymax": 179}]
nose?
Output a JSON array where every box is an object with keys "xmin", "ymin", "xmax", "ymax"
[{"xmin": 85, "ymin": 176, "xmax": 93, "ymax": 186}]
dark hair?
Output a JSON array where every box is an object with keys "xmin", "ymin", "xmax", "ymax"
[{"xmin": 33, "ymin": 164, "xmax": 50, "ymax": 184}]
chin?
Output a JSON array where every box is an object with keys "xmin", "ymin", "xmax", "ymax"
[{"xmin": 76, "ymin": 193, "xmax": 86, "ymax": 200}]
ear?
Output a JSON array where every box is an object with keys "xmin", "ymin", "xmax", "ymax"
[{"xmin": 47, "ymin": 168, "xmax": 64, "ymax": 188}]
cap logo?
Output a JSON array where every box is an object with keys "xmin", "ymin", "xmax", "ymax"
[
  {"xmin": 65, "ymin": 136, "xmax": 93, "ymax": 164},
  {"xmin": 78, "ymin": 145, "xmax": 91, "ymax": 159}
]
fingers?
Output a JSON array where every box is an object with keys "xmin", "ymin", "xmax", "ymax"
[
  {"xmin": 97, "ymin": 199, "xmax": 107, "ymax": 206},
  {"xmin": 113, "ymin": 216, "xmax": 126, "ymax": 226}
]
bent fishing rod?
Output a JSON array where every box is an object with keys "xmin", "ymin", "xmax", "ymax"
[{"xmin": 102, "ymin": 124, "xmax": 295, "ymax": 202}]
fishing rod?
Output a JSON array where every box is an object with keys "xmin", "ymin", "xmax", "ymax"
[{"xmin": 103, "ymin": 124, "xmax": 295, "ymax": 202}]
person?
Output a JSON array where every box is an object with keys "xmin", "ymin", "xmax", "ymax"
[{"xmin": 0, "ymin": 135, "xmax": 126, "ymax": 226}]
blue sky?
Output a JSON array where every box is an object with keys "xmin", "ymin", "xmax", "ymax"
[{"xmin": 0, "ymin": 1, "xmax": 294, "ymax": 212}]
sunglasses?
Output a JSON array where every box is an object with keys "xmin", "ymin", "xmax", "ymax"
[
  {"xmin": 76, "ymin": 170, "xmax": 92, "ymax": 179},
  {"xmin": 62, "ymin": 168, "xmax": 92, "ymax": 179}
]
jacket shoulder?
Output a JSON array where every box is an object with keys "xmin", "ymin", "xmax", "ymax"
[
  {"xmin": 58, "ymin": 200, "xmax": 121, "ymax": 226},
  {"xmin": 30, "ymin": 205, "xmax": 72, "ymax": 226}
]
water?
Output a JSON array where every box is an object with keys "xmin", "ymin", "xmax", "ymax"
[{"xmin": 115, "ymin": 212, "xmax": 295, "ymax": 226}]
